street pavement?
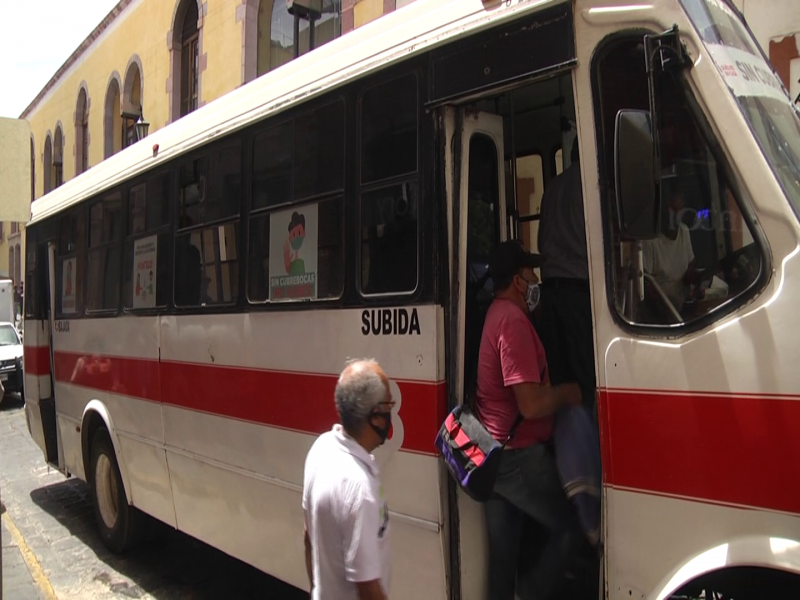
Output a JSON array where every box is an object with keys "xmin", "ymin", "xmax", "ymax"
[{"xmin": 0, "ymin": 394, "xmax": 308, "ymax": 600}]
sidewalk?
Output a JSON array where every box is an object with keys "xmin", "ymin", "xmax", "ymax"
[{"xmin": 2, "ymin": 510, "xmax": 48, "ymax": 600}]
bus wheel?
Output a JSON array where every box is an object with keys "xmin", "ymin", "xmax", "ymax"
[{"xmin": 90, "ymin": 428, "xmax": 144, "ymax": 553}]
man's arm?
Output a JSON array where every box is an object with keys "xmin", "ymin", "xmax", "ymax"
[
  {"xmin": 512, "ymin": 381, "xmax": 581, "ymax": 419},
  {"xmin": 356, "ymin": 580, "xmax": 388, "ymax": 600},
  {"xmin": 304, "ymin": 523, "xmax": 313, "ymax": 590}
]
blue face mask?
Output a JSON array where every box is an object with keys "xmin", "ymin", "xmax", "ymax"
[{"xmin": 525, "ymin": 282, "xmax": 540, "ymax": 313}]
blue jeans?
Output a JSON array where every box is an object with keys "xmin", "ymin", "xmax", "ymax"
[{"xmin": 485, "ymin": 443, "xmax": 584, "ymax": 600}]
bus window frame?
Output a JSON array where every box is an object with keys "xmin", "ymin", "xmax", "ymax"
[
  {"xmin": 356, "ymin": 68, "xmax": 423, "ymax": 300},
  {"xmin": 122, "ymin": 171, "xmax": 174, "ymax": 314},
  {"xmin": 173, "ymin": 139, "xmax": 244, "ymax": 310},
  {"xmin": 24, "ymin": 225, "xmax": 38, "ymax": 320},
  {"xmin": 590, "ymin": 31, "xmax": 772, "ymax": 338},
  {"xmin": 55, "ymin": 206, "xmax": 87, "ymax": 319},
  {"xmin": 85, "ymin": 190, "xmax": 124, "ymax": 316},
  {"xmin": 246, "ymin": 93, "xmax": 348, "ymax": 306}
]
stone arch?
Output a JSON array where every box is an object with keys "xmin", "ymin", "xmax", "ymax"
[
  {"xmin": 14, "ymin": 244, "xmax": 21, "ymax": 285},
  {"xmin": 122, "ymin": 55, "xmax": 144, "ymax": 114},
  {"xmin": 74, "ymin": 81, "xmax": 90, "ymax": 175},
  {"xmin": 104, "ymin": 71, "xmax": 123, "ymax": 159},
  {"xmin": 167, "ymin": 0, "xmax": 207, "ymax": 122},
  {"xmin": 237, "ymin": 0, "xmax": 262, "ymax": 85}
]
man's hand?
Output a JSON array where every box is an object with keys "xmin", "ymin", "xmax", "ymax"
[
  {"xmin": 512, "ymin": 381, "xmax": 581, "ymax": 419},
  {"xmin": 356, "ymin": 579, "xmax": 388, "ymax": 600}
]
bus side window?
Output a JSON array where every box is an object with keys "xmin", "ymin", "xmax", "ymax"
[
  {"xmin": 176, "ymin": 140, "xmax": 241, "ymax": 307},
  {"xmin": 87, "ymin": 192, "xmax": 123, "ymax": 312},
  {"xmin": 359, "ymin": 73, "xmax": 419, "ymax": 296},
  {"xmin": 593, "ymin": 38, "xmax": 764, "ymax": 328},
  {"xmin": 24, "ymin": 232, "xmax": 37, "ymax": 320},
  {"xmin": 124, "ymin": 173, "xmax": 171, "ymax": 310},
  {"xmin": 248, "ymin": 99, "xmax": 345, "ymax": 304},
  {"xmin": 56, "ymin": 211, "xmax": 85, "ymax": 317}
]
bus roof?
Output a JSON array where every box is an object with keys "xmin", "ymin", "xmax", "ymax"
[{"xmin": 30, "ymin": 0, "xmax": 561, "ymax": 225}]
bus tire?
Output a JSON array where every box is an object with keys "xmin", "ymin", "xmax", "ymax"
[{"xmin": 89, "ymin": 427, "xmax": 144, "ymax": 553}]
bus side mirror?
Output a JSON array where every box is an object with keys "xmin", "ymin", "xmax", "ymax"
[{"xmin": 614, "ymin": 110, "xmax": 659, "ymax": 240}]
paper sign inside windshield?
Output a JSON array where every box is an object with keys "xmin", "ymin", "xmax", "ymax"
[{"xmin": 708, "ymin": 43, "xmax": 790, "ymax": 104}]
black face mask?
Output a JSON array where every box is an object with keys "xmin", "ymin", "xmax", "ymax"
[{"xmin": 370, "ymin": 411, "xmax": 392, "ymax": 445}]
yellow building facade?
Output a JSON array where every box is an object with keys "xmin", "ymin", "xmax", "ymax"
[
  {"xmin": 18, "ymin": 0, "xmax": 418, "ymax": 289},
  {"xmin": 24, "ymin": 0, "xmax": 417, "ymax": 199}
]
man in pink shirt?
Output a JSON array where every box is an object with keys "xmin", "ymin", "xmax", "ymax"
[{"xmin": 476, "ymin": 240, "xmax": 583, "ymax": 600}]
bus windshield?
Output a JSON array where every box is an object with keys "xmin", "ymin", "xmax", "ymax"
[{"xmin": 681, "ymin": 0, "xmax": 800, "ymax": 217}]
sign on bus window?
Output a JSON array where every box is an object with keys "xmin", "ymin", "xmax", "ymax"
[
  {"xmin": 62, "ymin": 257, "xmax": 77, "ymax": 313},
  {"xmin": 268, "ymin": 205, "xmax": 318, "ymax": 301},
  {"xmin": 132, "ymin": 235, "xmax": 157, "ymax": 309}
]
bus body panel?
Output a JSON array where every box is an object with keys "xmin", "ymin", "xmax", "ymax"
[
  {"xmin": 23, "ymin": 320, "xmax": 53, "ymax": 459},
  {"xmin": 22, "ymin": 0, "xmax": 800, "ymax": 597},
  {"xmin": 572, "ymin": 0, "xmax": 800, "ymax": 595}
]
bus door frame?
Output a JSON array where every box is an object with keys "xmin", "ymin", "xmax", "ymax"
[{"xmin": 442, "ymin": 104, "xmax": 508, "ymax": 600}]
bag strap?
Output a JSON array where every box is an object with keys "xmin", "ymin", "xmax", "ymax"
[
  {"xmin": 469, "ymin": 392, "xmax": 524, "ymax": 449},
  {"xmin": 501, "ymin": 414, "xmax": 524, "ymax": 448}
]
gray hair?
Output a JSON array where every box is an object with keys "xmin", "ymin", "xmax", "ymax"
[{"xmin": 334, "ymin": 358, "xmax": 387, "ymax": 434}]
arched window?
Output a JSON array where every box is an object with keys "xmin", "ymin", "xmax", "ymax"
[
  {"xmin": 31, "ymin": 138, "xmax": 36, "ymax": 202},
  {"xmin": 76, "ymin": 87, "xmax": 89, "ymax": 174},
  {"xmin": 14, "ymin": 244, "xmax": 21, "ymax": 285},
  {"xmin": 181, "ymin": 1, "xmax": 199, "ymax": 116},
  {"xmin": 104, "ymin": 75, "xmax": 123, "ymax": 158},
  {"xmin": 169, "ymin": 0, "xmax": 202, "ymax": 121},
  {"xmin": 43, "ymin": 134, "xmax": 52, "ymax": 194},
  {"xmin": 9, "ymin": 246, "xmax": 15, "ymax": 285},
  {"xmin": 265, "ymin": 0, "xmax": 342, "ymax": 73},
  {"xmin": 123, "ymin": 59, "xmax": 143, "ymax": 147},
  {"xmin": 53, "ymin": 126, "xmax": 64, "ymax": 188}
]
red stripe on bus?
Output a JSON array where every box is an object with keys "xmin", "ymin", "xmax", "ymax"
[
  {"xmin": 24, "ymin": 345, "xmax": 51, "ymax": 376},
  {"xmin": 160, "ymin": 361, "xmax": 444, "ymax": 455},
  {"xmin": 51, "ymin": 351, "xmax": 445, "ymax": 455},
  {"xmin": 599, "ymin": 389, "xmax": 800, "ymax": 515},
  {"xmin": 54, "ymin": 351, "xmax": 161, "ymax": 402}
]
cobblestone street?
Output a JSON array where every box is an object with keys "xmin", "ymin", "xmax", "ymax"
[{"xmin": 1, "ymin": 394, "xmax": 307, "ymax": 600}]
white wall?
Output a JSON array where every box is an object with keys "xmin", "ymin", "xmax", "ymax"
[{"xmin": 730, "ymin": 0, "xmax": 800, "ymax": 51}]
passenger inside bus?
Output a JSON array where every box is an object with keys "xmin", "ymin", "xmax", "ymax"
[
  {"xmin": 642, "ymin": 184, "xmax": 704, "ymax": 312},
  {"xmin": 460, "ymin": 73, "xmax": 600, "ymax": 600},
  {"xmin": 175, "ymin": 215, "xmax": 202, "ymax": 306},
  {"xmin": 593, "ymin": 38, "xmax": 763, "ymax": 327}
]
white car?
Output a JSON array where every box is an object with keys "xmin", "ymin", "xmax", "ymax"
[{"xmin": 0, "ymin": 322, "xmax": 24, "ymax": 400}]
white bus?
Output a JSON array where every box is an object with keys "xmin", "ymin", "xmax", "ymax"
[{"xmin": 23, "ymin": 0, "xmax": 800, "ymax": 598}]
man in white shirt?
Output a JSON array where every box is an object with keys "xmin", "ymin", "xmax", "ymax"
[
  {"xmin": 302, "ymin": 359, "xmax": 393, "ymax": 600},
  {"xmin": 643, "ymin": 189, "xmax": 698, "ymax": 310}
]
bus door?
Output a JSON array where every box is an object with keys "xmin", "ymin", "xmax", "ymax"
[
  {"xmin": 24, "ymin": 240, "xmax": 61, "ymax": 468},
  {"xmin": 443, "ymin": 106, "xmax": 507, "ymax": 599}
]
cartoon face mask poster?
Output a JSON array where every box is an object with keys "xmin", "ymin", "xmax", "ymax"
[{"xmin": 269, "ymin": 205, "xmax": 318, "ymax": 301}]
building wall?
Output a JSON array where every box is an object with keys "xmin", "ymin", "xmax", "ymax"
[
  {"xmin": 24, "ymin": 0, "xmax": 418, "ymax": 204},
  {"xmin": 203, "ymin": 0, "xmax": 245, "ymax": 103}
]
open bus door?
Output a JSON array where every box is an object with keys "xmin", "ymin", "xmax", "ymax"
[
  {"xmin": 24, "ymin": 240, "xmax": 61, "ymax": 468},
  {"xmin": 443, "ymin": 106, "xmax": 507, "ymax": 599}
]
